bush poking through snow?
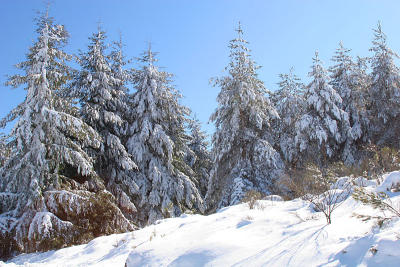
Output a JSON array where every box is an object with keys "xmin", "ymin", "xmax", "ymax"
[
  {"xmin": 303, "ymin": 185, "xmax": 352, "ymax": 224},
  {"xmin": 285, "ymin": 163, "xmax": 352, "ymax": 224},
  {"xmin": 279, "ymin": 163, "xmax": 329, "ymax": 199},
  {"xmin": 353, "ymin": 187, "xmax": 400, "ymax": 217},
  {"xmin": 352, "ymin": 213, "xmax": 392, "ymax": 229},
  {"xmin": 369, "ymin": 245, "xmax": 378, "ymax": 256},
  {"xmin": 242, "ymin": 190, "xmax": 263, "ymax": 210},
  {"xmin": 356, "ymin": 146, "xmax": 400, "ymax": 181},
  {"xmin": 149, "ymin": 228, "xmax": 157, "ymax": 242}
]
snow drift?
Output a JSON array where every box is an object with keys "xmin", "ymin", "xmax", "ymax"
[{"xmin": 2, "ymin": 172, "xmax": 400, "ymax": 267}]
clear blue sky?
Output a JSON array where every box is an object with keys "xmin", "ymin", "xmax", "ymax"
[{"xmin": 2, "ymin": 0, "xmax": 400, "ymax": 136}]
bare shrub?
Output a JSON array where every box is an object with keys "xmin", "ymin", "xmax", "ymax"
[
  {"xmin": 242, "ymin": 190, "xmax": 263, "ymax": 209},
  {"xmin": 149, "ymin": 228, "xmax": 157, "ymax": 242},
  {"xmin": 355, "ymin": 145, "xmax": 400, "ymax": 182},
  {"xmin": 283, "ymin": 163, "xmax": 352, "ymax": 224},
  {"xmin": 243, "ymin": 215, "xmax": 254, "ymax": 221},
  {"xmin": 278, "ymin": 163, "xmax": 328, "ymax": 199},
  {"xmin": 113, "ymin": 238, "xmax": 127, "ymax": 248}
]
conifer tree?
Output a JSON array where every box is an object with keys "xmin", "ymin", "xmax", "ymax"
[
  {"xmin": 329, "ymin": 42, "xmax": 369, "ymax": 164},
  {"xmin": 186, "ymin": 116, "xmax": 212, "ymax": 197},
  {"xmin": 110, "ymin": 35, "xmax": 131, "ymax": 99},
  {"xmin": 272, "ymin": 68, "xmax": 305, "ymax": 164},
  {"xmin": 70, "ymin": 28, "xmax": 139, "ymax": 222},
  {"xmin": 127, "ymin": 46, "xmax": 203, "ymax": 224},
  {"xmin": 295, "ymin": 51, "xmax": 349, "ymax": 169},
  {"xmin": 368, "ymin": 22, "xmax": 400, "ymax": 147},
  {"xmin": 0, "ymin": 13, "xmax": 133, "ymax": 256},
  {"xmin": 206, "ymin": 23, "xmax": 283, "ymax": 210}
]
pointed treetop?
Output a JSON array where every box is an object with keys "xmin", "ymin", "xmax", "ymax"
[
  {"xmin": 377, "ymin": 20, "xmax": 382, "ymax": 32},
  {"xmin": 312, "ymin": 50, "xmax": 323, "ymax": 66},
  {"xmin": 376, "ymin": 21, "xmax": 384, "ymax": 37},
  {"xmin": 333, "ymin": 41, "xmax": 351, "ymax": 57},
  {"xmin": 314, "ymin": 50, "xmax": 319, "ymax": 59},
  {"xmin": 236, "ymin": 21, "xmax": 243, "ymax": 38},
  {"xmin": 309, "ymin": 50, "xmax": 327, "ymax": 78},
  {"xmin": 373, "ymin": 21, "xmax": 387, "ymax": 46},
  {"xmin": 45, "ymin": 1, "xmax": 50, "ymax": 18},
  {"xmin": 137, "ymin": 42, "xmax": 159, "ymax": 65},
  {"xmin": 147, "ymin": 42, "xmax": 155, "ymax": 65},
  {"xmin": 34, "ymin": 4, "xmax": 55, "ymax": 32},
  {"xmin": 113, "ymin": 31, "xmax": 125, "ymax": 55},
  {"xmin": 96, "ymin": 19, "xmax": 103, "ymax": 33},
  {"xmin": 118, "ymin": 31, "xmax": 123, "ymax": 47}
]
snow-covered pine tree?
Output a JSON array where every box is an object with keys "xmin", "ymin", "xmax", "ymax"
[
  {"xmin": 109, "ymin": 34, "xmax": 130, "ymax": 97},
  {"xmin": 354, "ymin": 55, "xmax": 371, "ymax": 135},
  {"xmin": 295, "ymin": 51, "xmax": 349, "ymax": 169},
  {"xmin": 186, "ymin": 116, "xmax": 212, "ymax": 197},
  {"xmin": 70, "ymin": 28, "xmax": 140, "ymax": 223},
  {"xmin": 205, "ymin": 23, "xmax": 283, "ymax": 210},
  {"xmin": 0, "ymin": 13, "xmax": 133, "ymax": 257},
  {"xmin": 368, "ymin": 22, "xmax": 400, "ymax": 147},
  {"xmin": 127, "ymin": 46, "xmax": 203, "ymax": 225},
  {"xmin": 329, "ymin": 42, "xmax": 369, "ymax": 164},
  {"xmin": 271, "ymin": 68, "xmax": 305, "ymax": 165}
]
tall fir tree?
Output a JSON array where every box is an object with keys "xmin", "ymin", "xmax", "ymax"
[
  {"xmin": 127, "ymin": 46, "xmax": 203, "ymax": 225},
  {"xmin": 206, "ymin": 23, "xmax": 283, "ymax": 210},
  {"xmin": 295, "ymin": 51, "xmax": 349, "ymax": 169},
  {"xmin": 271, "ymin": 68, "xmax": 305, "ymax": 165},
  {"xmin": 109, "ymin": 34, "xmax": 130, "ymax": 99},
  {"xmin": 0, "ymin": 13, "xmax": 133, "ymax": 257},
  {"xmin": 368, "ymin": 22, "xmax": 400, "ymax": 147},
  {"xmin": 186, "ymin": 116, "xmax": 212, "ymax": 197},
  {"xmin": 329, "ymin": 42, "xmax": 369, "ymax": 164},
  {"xmin": 70, "ymin": 28, "xmax": 140, "ymax": 223}
]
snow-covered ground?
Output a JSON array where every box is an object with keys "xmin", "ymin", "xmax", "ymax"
[{"xmin": 2, "ymin": 173, "xmax": 400, "ymax": 267}]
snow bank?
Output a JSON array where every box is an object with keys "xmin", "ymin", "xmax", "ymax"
[
  {"xmin": 2, "ymin": 173, "xmax": 400, "ymax": 267},
  {"xmin": 377, "ymin": 171, "xmax": 400, "ymax": 192},
  {"xmin": 263, "ymin": 195, "xmax": 284, "ymax": 202},
  {"xmin": 331, "ymin": 176, "xmax": 377, "ymax": 190}
]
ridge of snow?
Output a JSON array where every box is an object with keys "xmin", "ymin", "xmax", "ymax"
[{"xmin": 3, "ymin": 173, "xmax": 400, "ymax": 267}]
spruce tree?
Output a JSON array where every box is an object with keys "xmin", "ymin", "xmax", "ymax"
[
  {"xmin": 368, "ymin": 22, "xmax": 400, "ymax": 147},
  {"xmin": 206, "ymin": 23, "xmax": 283, "ymax": 210},
  {"xmin": 0, "ymin": 13, "xmax": 132, "ymax": 257},
  {"xmin": 127, "ymin": 46, "xmax": 203, "ymax": 224},
  {"xmin": 295, "ymin": 51, "xmax": 349, "ymax": 169},
  {"xmin": 329, "ymin": 42, "xmax": 369, "ymax": 164},
  {"xmin": 272, "ymin": 68, "xmax": 305, "ymax": 164},
  {"xmin": 186, "ymin": 116, "xmax": 212, "ymax": 197},
  {"xmin": 70, "ymin": 28, "xmax": 139, "ymax": 222}
]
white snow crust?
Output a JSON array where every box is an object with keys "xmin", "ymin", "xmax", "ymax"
[{"xmin": 3, "ymin": 172, "xmax": 400, "ymax": 267}]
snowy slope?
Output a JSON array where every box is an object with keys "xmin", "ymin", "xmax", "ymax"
[{"xmin": 2, "ymin": 173, "xmax": 400, "ymax": 267}]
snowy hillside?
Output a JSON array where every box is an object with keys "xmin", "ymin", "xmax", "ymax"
[{"xmin": 2, "ymin": 172, "xmax": 400, "ymax": 267}]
